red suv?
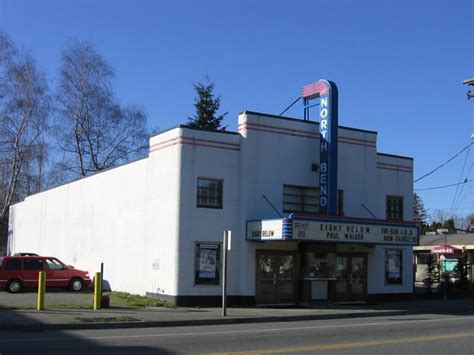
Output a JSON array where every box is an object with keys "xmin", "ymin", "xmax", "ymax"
[{"xmin": 0, "ymin": 256, "xmax": 91, "ymax": 293}]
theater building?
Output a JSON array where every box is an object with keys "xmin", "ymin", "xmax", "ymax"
[{"xmin": 8, "ymin": 81, "xmax": 418, "ymax": 305}]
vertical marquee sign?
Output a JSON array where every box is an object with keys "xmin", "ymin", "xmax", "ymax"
[{"xmin": 302, "ymin": 80, "xmax": 339, "ymax": 215}]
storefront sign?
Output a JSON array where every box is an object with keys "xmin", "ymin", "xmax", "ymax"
[
  {"xmin": 292, "ymin": 218, "xmax": 418, "ymax": 245},
  {"xmin": 431, "ymin": 244, "xmax": 460, "ymax": 254},
  {"xmin": 246, "ymin": 220, "xmax": 283, "ymax": 241}
]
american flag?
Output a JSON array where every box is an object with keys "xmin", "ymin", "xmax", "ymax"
[{"xmin": 302, "ymin": 81, "xmax": 329, "ymax": 98}]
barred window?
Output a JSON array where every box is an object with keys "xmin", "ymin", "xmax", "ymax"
[
  {"xmin": 386, "ymin": 195, "xmax": 403, "ymax": 220},
  {"xmin": 197, "ymin": 178, "xmax": 223, "ymax": 209},
  {"xmin": 283, "ymin": 185, "xmax": 319, "ymax": 213}
]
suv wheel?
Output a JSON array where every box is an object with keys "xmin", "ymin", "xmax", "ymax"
[
  {"xmin": 69, "ymin": 278, "xmax": 83, "ymax": 292},
  {"xmin": 7, "ymin": 279, "xmax": 22, "ymax": 293}
]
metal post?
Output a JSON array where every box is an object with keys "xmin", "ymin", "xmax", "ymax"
[
  {"xmin": 443, "ymin": 233, "xmax": 447, "ymax": 303},
  {"xmin": 94, "ymin": 272, "xmax": 102, "ymax": 310},
  {"xmin": 100, "ymin": 262, "xmax": 104, "ymax": 291},
  {"xmin": 37, "ymin": 271, "xmax": 46, "ymax": 311},
  {"xmin": 222, "ymin": 231, "xmax": 228, "ymax": 316}
]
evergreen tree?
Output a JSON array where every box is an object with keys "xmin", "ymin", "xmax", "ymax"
[
  {"xmin": 187, "ymin": 76, "xmax": 227, "ymax": 130},
  {"xmin": 453, "ymin": 250, "xmax": 469, "ymax": 293},
  {"xmin": 423, "ymin": 254, "xmax": 437, "ymax": 294},
  {"xmin": 413, "ymin": 193, "xmax": 429, "ymax": 234}
]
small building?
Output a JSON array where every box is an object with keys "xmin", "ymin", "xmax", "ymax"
[
  {"xmin": 8, "ymin": 82, "xmax": 418, "ymax": 306},
  {"xmin": 414, "ymin": 233, "xmax": 474, "ymax": 286}
]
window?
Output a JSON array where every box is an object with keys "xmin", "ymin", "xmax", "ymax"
[
  {"xmin": 385, "ymin": 249, "xmax": 403, "ymax": 285},
  {"xmin": 46, "ymin": 258, "xmax": 65, "ymax": 270},
  {"xmin": 283, "ymin": 185, "xmax": 343, "ymax": 215},
  {"xmin": 5, "ymin": 259, "xmax": 21, "ymax": 270},
  {"xmin": 194, "ymin": 242, "xmax": 221, "ymax": 285},
  {"xmin": 302, "ymin": 252, "xmax": 336, "ymax": 279},
  {"xmin": 283, "ymin": 185, "xmax": 319, "ymax": 213},
  {"xmin": 386, "ymin": 196, "xmax": 403, "ymax": 220},
  {"xmin": 23, "ymin": 258, "xmax": 44, "ymax": 271},
  {"xmin": 416, "ymin": 253, "xmax": 432, "ymax": 264},
  {"xmin": 337, "ymin": 189, "xmax": 344, "ymax": 216},
  {"xmin": 197, "ymin": 178, "xmax": 223, "ymax": 209}
]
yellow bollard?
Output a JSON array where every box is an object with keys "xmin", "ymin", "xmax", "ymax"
[
  {"xmin": 37, "ymin": 271, "xmax": 46, "ymax": 311},
  {"xmin": 93, "ymin": 272, "xmax": 102, "ymax": 310}
]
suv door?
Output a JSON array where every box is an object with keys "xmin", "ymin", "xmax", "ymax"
[{"xmin": 22, "ymin": 257, "xmax": 45, "ymax": 288}]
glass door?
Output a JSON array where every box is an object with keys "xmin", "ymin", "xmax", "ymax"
[
  {"xmin": 335, "ymin": 254, "xmax": 367, "ymax": 302},
  {"xmin": 256, "ymin": 251, "xmax": 296, "ymax": 304}
]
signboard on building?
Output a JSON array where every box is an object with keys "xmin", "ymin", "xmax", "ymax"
[
  {"xmin": 247, "ymin": 217, "xmax": 418, "ymax": 246},
  {"xmin": 302, "ymin": 79, "xmax": 338, "ymax": 215},
  {"xmin": 431, "ymin": 244, "xmax": 460, "ymax": 254},
  {"xmin": 246, "ymin": 220, "xmax": 283, "ymax": 241},
  {"xmin": 292, "ymin": 218, "xmax": 418, "ymax": 245}
]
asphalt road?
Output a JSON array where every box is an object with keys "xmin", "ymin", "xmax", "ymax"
[{"xmin": 0, "ymin": 311, "xmax": 473, "ymax": 354}]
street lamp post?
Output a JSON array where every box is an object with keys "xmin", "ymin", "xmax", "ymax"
[{"xmin": 463, "ymin": 77, "xmax": 474, "ymax": 100}]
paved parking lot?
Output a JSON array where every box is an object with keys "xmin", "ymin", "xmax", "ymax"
[{"xmin": 0, "ymin": 289, "xmax": 95, "ymax": 308}]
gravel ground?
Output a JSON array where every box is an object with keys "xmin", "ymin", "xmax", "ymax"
[{"xmin": 0, "ymin": 288, "xmax": 98, "ymax": 308}]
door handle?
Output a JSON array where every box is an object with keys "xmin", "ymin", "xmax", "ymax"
[{"xmin": 273, "ymin": 273, "xmax": 276, "ymax": 285}]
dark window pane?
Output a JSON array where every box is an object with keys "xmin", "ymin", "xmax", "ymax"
[
  {"xmin": 5, "ymin": 259, "xmax": 21, "ymax": 270},
  {"xmin": 24, "ymin": 258, "xmax": 44, "ymax": 271}
]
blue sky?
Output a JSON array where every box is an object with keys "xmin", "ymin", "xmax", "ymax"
[{"xmin": 1, "ymin": 0, "xmax": 473, "ymax": 220}]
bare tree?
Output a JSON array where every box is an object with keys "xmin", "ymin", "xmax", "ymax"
[
  {"xmin": 0, "ymin": 31, "xmax": 50, "ymax": 251},
  {"xmin": 54, "ymin": 41, "xmax": 148, "ymax": 179}
]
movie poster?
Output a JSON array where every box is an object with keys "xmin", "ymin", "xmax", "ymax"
[{"xmin": 199, "ymin": 249, "xmax": 217, "ymax": 278}]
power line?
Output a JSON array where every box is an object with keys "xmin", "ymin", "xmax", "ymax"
[
  {"xmin": 414, "ymin": 142, "xmax": 473, "ymax": 183},
  {"xmin": 429, "ymin": 206, "xmax": 474, "ymax": 211},
  {"xmin": 414, "ymin": 178, "xmax": 474, "ymax": 191},
  {"xmin": 451, "ymin": 162, "xmax": 473, "ymax": 215},
  {"xmin": 449, "ymin": 145, "xmax": 471, "ymax": 215}
]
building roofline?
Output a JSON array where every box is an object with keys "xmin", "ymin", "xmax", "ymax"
[
  {"xmin": 240, "ymin": 110, "xmax": 378, "ymax": 135},
  {"xmin": 377, "ymin": 152, "xmax": 414, "ymax": 161},
  {"xmin": 150, "ymin": 124, "xmax": 240, "ymax": 139}
]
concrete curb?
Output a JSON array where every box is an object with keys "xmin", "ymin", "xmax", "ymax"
[{"xmin": 0, "ymin": 310, "xmax": 412, "ymax": 331}]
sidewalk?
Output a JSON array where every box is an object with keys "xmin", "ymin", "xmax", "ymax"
[{"xmin": 1, "ymin": 298, "xmax": 473, "ymax": 331}]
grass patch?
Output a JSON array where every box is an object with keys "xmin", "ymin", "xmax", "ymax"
[
  {"xmin": 75, "ymin": 316, "xmax": 142, "ymax": 323},
  {"xmin": 110, "ymin": 292, "xmax": 174, "ymax": 309}
]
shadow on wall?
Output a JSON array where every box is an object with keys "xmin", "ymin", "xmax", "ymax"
[{"xmin": 0, "ymin": 221, "xmax": 8, "ymax": 256}]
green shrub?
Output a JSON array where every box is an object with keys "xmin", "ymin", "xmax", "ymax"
[{"xmin": 110, "ymin": 291, "xmax": 174, "ymax": 308}]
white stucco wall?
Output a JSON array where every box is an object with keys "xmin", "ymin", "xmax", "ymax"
[{"xmin": 9, "ymin": 130, "xmax": 183, "ymax": 296}]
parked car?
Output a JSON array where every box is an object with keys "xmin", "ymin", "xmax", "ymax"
[
  {"xmin": 13, "ymin": 252, "xmax": 39, "ymax": 256},
  {"xmin": 0, "ymin": 256, "xmax": 91, "ymax": 293}
]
